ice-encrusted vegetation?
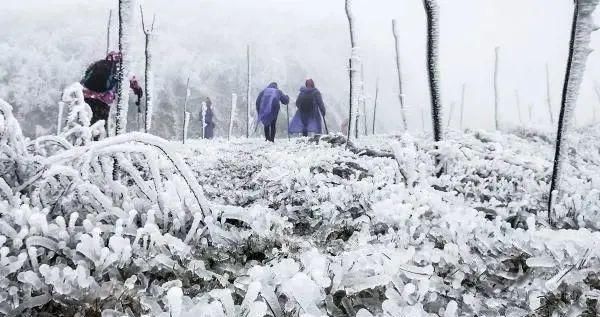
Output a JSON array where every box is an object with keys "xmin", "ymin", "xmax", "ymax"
[{"xmin": 2, "ymin": 96, "xmax": 600, "ymax": 316}]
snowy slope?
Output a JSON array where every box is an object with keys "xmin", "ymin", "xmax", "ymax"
[{"xmin": 2, "ymin": 95, "xmax": 600, "ymax": 316}]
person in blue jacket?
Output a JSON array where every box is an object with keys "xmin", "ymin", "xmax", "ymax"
[
  {"xmin": 256, "ymin": 82, "xmax": 290, "ymax": 142},
  {"xmin": 289, "ymin": 79, "xmax": 326, "ymax": 136}
]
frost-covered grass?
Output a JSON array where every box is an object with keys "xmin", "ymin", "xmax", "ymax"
[{"xmin": 2, "ymin": 94, "xmax": 600, "ymax": 316}]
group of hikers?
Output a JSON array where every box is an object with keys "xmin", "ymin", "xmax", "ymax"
[{"xmin": 81, "ymin": 52, "xmax": 327, "ymax": 141}]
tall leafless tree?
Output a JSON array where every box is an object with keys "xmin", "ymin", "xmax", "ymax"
[
  {"xmin": 182, "ymin": 77, "xmax": 190, "ymax": 143},
  {"xmin": 515, "ymin": 90, "xmax": 523, "ymax": 125},
  {"xmin": 392, "ymin": 19, "xmax": 407, "ymax": 131},
  {"xmin": 115, "ymin": 0, "xmax": 133, "ymax": 135},
  {"xmin": 140, "ymin": 5, "xmax": 156, "ymax": 133},
  {"xmin": 345, "ymin": 0, "xmax": 359, "ymax": 148},
  {"xmin": 246, "ymin": 45, "xmax": 252, "ymax": 138},
  {"xmin": 106, "ymin": 9, "xmax": 113, "ymax": 55},
  {"xmin": 372, "ymin": 77, "xmax": 379, "ymax": 134},
  {"xmin": 423, "ymin": 0, "xmax": 444, "ymax": 176},
  {"xmin": 494, "ymin": 46, "xmax": 500, "ymax": 130},
  {"xmin": 549, "ymin": 0, "xmax": 600, "ymax": 222}
]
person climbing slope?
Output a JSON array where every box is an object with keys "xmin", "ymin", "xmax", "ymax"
[
  {"xmin": 81, "ymin": 51, "xmax": 143, "ymax": 133},
  {"xmin": 256, "ymin": 82, "xmax": 290, "ymax": 142},
  {"xmin": 289, "ymin": 79, "xmax": 326, "ymax": 136}
]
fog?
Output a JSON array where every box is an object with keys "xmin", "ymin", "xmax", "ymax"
[{"xmin": 1, "ymin": 0, "xmax": 599, "ymax": 137}]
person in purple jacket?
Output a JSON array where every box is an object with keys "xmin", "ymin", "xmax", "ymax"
[
  {"xmin": 256, "ymin": 82, "xmax": 290, "ymax": 142},
  {"xmin": 289, "ymin": 79, "xmax": 326, "ymax": 136}
]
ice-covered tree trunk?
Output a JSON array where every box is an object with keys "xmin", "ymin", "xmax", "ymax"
[
  {"xmin": 494, "ymin": 46, "xmax": 500, "ymax": 130},
  {"xmin": 548, "ymin": 0, "xmax": 599, "ymax": 221},
  {"xmin": 546, "ymin": 63, "xmax": 555, "ymax": 125},
  {"xmin": 423, "ymin": 0, "xmax": 443, "ymax": 142},
  {"xmin": 528, "ymin": 103, "xmax": 533, "ymax": 122},
  {"xmin": 57, "ymin": 101, "xmax": 64, "ymax": 135},
  {"xmin": 447, "ymin": 102, "xmax": 455, "ymax": 127},
  {"xmin": 182, "ymin": 77, "xmax": 190, "ymax": 143},
  {"xmin": 423, "ymin": 0, "xmax": 444, "ymax": 176},
  {"xmin": 201, "ymin": 101, "xmax": 206, "ymax": 139},
  {"xmin": 246, "ymin": 45, "xmax": 252, "ymax": 138},
  {"xmin": 229, "ymin": 93, "xmax": 237, "ymax": 141},
  {"xmin": 140, "ymin": 6, "xmax": 156, "ymax": 133},
  {"xmin": 515, "ymin": 90, "xmax": 523, "ymax": 124},
  {"xmin": 459, "ymin": 83, "xmax": 466, "ymax": 130},
  {"xmin": 392, "ymin": 19, "xmax": 408, "ymax": 131},
  {"xmin": 372, "ymin": 77, "xmax": 379, "ymax": 134},
  {"xmin": 106, "ymin": 9, "xmax": 112, "ymax": 55},
  {"xmin": 345, "ymin": 0, "xmax": 360, "ymax": 147},
  {"xmin": 115, "ymin": 0, "xmax": 134, "ymax": 135},
  {"xmin": 183, "ymin": 112, "xmax": 190, "ymax": 144}
]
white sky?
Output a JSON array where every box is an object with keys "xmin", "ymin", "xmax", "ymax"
[{"xmin": 3, "ymin": 0, "xmax": 600, "ymax": 132}]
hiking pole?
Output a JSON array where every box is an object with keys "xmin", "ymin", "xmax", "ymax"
[{"xmin": 286, "ymin": 103, "xmax": 290, "ymax": 140}]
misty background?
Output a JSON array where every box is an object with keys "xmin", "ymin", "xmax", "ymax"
[{"xmin": 1, "ymin": 0, "xmax": 599, "ymax": 139}]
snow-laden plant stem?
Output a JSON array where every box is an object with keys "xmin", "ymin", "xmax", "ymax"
[
  {"xmin": 392, "ymin": 19, "xmax": 407, "ymax": 131},
  {"xmin": 229, "ymin": 93, "xmax": 237, "ymax": 141},
  {"xmin": 140, "ymin": 5, "xmax": 156, "ymax": 133},
  {"xmin": 355, "ymin": 63, "xmax": 364, "ymax": 138},
  {"xmin": 246, "ymin": 45, "xmax": 251, "ymax": 138},
  {"xmin": 594, "ymin": 83, "xmax": 600, "ymax": 123},
  {"xmin": 182, "ymin": 77, "xmax": 190, "ymax": 144},
  {"xmin": 372, "ymin": 77, "xmax": 379, "ymax": 134},
  {"xmin": 423, "ymin": 0, "xmax": 444, "ymax": 176},
  {"xmin": 116, "ymin": 0, "xmax": 133, "ymax": 135},
  {"xmin": 548, "ymin": 0, "xmax": 599, "ymax": 223},
  {"xmin": 345, "ymin": 0, "xmax": 359, "ymax": 148},
  {"xmin": 494, "ymin": 47, "xmax": 500, "ymax": 130},
  {"xmin": 546, "ymin": 63, "xmax": 555, "ymax": 125}
]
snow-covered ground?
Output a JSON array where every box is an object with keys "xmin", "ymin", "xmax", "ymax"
[{"xmin": 2, "ymin": 97, "xmax": 600, "ymax": 316}]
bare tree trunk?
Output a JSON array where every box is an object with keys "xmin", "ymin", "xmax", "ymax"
[
  {"xmin": 546, "ymin": 63, "xmax": 555, "ymax": 125},
  {"xmin": 106, "ymin": 9, "xmax": 112, "ymax": 55},
  {"xmin": 528, "ymin": 104, "xmax": 533, "ymax": 122},
  {"xmin": 421, "ymin": 108, "xmax": 426, "ymax": 132},
  {"xmin": 115, "ymin": 0, "xmax": 133, "ymax": 135},
  {"xmin": 201, "ymin": 101, "xmax": 206, "ymax": 139},
  {"xmin": 423, "ymin": 0, "xmax": 443, "ymax": 176},
  {"xmin": 345, "ymin": 0, "xmax": 359, "ymax": 148},
  {"xmin": 57, "ymin": 102, "xmax": 64, "ymax": 135},
  {"xmin": 494, "ymin": 46, "xmax": 500, "ymax": 130},
  {"xmin": 229, "ymin": 93, "xmax": 238, "ymax": 141},
  {"xmin": 392, "ymin": 19, "xmax": 407, "ymax": 131},
  {"xmin": 183, "ymin": 112, "xmax": 190, "ymax": 144},
  {"xmin": 372, "ymin": 77, "xmax": 379, "ymax": 134},
  {"xmin": 182, "ymin": 77, "xmax": 190, "ymax": 144},
  {"xmin": 246, "ymin": 45, "xmax": 252, "ymax": 138},
  {"xmin": 459, "ymin": 83, "xmax": 466, "ymax": 130},
  {"xmin": 140, "ymin": 6, "xmax": 156, "ymax": 133},
  {"xmin": 362, "ymin": 64, "xmax": 368, "ymax": 136},
  {"xmin": 447, "ymin": 102, "xmax": 455, "ymax": 128},
  {"xmin": 515, "ymin": 90, "xmax": 523, "ymax": 125},
  {"xmin": 549, "ymin": 0, "xmax": 600, "ymax": 222}
]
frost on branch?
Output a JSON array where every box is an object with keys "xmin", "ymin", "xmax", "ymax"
[{"xmin": 549, "ymin": 0, "xmax": 599, "ymax": 221}]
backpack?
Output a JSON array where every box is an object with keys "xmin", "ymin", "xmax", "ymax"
[
  {"xmin": 296, "ymin": 91, "xmax": 314, "ymax": 113},
  {"xmin": 82, "ymin": 60, "xmax": 117, "ymax": 93}
]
